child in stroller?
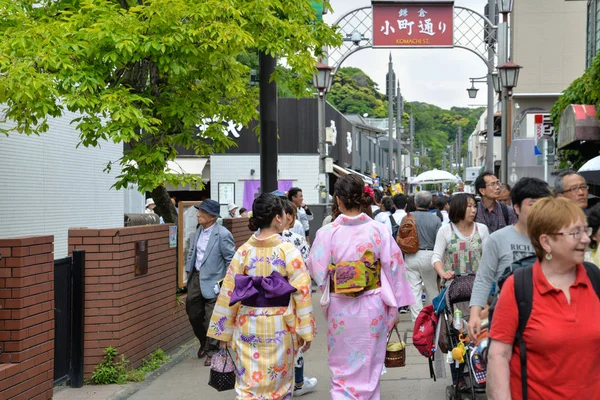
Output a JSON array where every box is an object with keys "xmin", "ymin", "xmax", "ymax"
[{"xmin": 438, "ymin": 274, "xmax": 489, "ymax": 400}]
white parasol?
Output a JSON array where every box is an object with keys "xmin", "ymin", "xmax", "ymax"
[{"xmin": 413, "ymin": 169, "xmax": 459, "ymax": 184}]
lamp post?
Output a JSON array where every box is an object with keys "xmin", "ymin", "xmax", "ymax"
[
  {"xmin": 314, "ymin": 60, "xmax": 333, "ymax": 206},
  {"xmin": 494, "ymin": 0, "xmax": 515, "ymax": 185},
  {"xmin": 496, "ymin": 0, "xmax": 515, "ymax": 16},
  {"xmin": 466, "ymin": 76, "xmax": 487, "ymax": 99},
  {"xmin": 497, "ymin": 61, "xmax": 522, "ymax": 91},
  {"xmin": 497, "ymin": 61, "xmax": 522, "ymax": 184}
]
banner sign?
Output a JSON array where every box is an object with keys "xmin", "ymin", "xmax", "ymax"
[{"xmin": 373, "ymin": 2, "xmax": 454, "ymax": 47}]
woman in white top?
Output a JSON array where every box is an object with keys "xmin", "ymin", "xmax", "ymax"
[
  {"xmin": 374, "ymin": 196, "xmax": 395, "ymax": 234},
  {"xmin": 281, "ymin": 200, "xmax": 310, "ymax": 260},
  {"xmin": 432, "ymin": 194, "xmax": 489, "ymax": 280}
]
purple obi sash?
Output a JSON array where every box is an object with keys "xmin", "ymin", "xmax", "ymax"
[{"xmin": 229, "ymin": 271, "xmax": 297, "ymax": 307}]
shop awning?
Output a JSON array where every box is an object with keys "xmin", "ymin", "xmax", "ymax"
[
  {"xmin": 333, "ymin": 164, "xmax": 374, "ymax": 185},
  {"xmin": 166, "ymin": 157, "xmax": 210, "ymax": 191}
]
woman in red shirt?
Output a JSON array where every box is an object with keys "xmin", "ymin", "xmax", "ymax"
[{"xmin": 487, "ymin": 197, "xmax": 600, "ymax": 400}]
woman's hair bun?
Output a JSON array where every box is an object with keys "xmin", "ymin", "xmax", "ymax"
[
  {"xmin": 248, "ymin": 216, "xmax": 258, "ymax": 232},
  {"xmin": 359, "ymin": 191, "xmax": 374, "ymax": 208}
]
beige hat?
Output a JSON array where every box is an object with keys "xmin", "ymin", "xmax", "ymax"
[
  {"xmin": 227, "ymin": 203, "xmax": 238, "ymax": 212},
  {"xmin": 145, "ymin": 198, "xmax": 156, "ymax": 208}
]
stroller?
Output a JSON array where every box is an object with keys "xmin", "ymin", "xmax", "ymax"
[{"xmin": 438, "ymin": 274, "xmax": 487, "ymax": 400}]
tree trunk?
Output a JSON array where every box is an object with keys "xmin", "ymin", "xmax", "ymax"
[{"xmin": 151, "ymin": 185, "xmax": 178, "ymax": 224}]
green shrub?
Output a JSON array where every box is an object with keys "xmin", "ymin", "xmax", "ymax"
[
  {"xmin": 89, "ymin": 347, "xmax": 171, "ymax": 385},
  {"xmin": 89, "ymin": 347, "xmax": 128, "ymax": 385}
]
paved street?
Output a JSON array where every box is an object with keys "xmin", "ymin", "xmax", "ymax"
[{"xmin": 126, "ymin": 292, "xmax": 452, "ymax": 400}]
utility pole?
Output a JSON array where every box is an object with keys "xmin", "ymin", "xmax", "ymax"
[
  {"xmin": 485, "ymin": 0, "xmax": 496, "ymax": 173},
  {"xmin": 387, "ymin": 53, "xmax": 394, "ymax": 183},
  {"xmin": 499, "ymin": 11, "xmax": 509, "ymax": 184},
  {"xmin": 259, "ymin": 52, "xmax": 278, "ymax": 193},
  {"xmin": 442, "ymin": 150, "xmax": 447, "ymax": 171},
  {"xmin": 409, "ymin": 111, "xmax": 414, "ymax": 177},
  {"xmin": 396, "ymin": 80, "xmax": 402, "ymax": 181},
  {"xmin": 457, "ymin": 126, "xmax": 462, "ymax": 176}
]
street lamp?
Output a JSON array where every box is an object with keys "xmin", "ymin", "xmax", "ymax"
[
  {"xmin": 466, "ymin": 82, "xmax": 479, "ymax": 99},
  {"xmin": 497, "ymin": 0, "xmax": 515, "ymax": 16},
  {"xmin": 313, "ymin": 61, "xmax": 333, "ymax": 97},
  {"xmin": 314, "ymin": 59, "xmax": 334, "ymax": 208},
  {"xmin": 491, "ymin": 72, "xmax": 501, "ymax": 94},
  {"xmin": 497, "ymin": 61, "xmax": 523, "ymax": 92},
  {"xmin": 466, "ymin": 76, "xmax": 487, "ymax": 99}
]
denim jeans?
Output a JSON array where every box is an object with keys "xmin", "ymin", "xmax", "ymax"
[{"xmin": 295, "ymin": 353, "xmax": 304, "ymax": 385}]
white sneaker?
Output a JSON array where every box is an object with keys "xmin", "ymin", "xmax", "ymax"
[{"xmin": 293, "ymin": 377, "xmax": 318, "ymax": 397}]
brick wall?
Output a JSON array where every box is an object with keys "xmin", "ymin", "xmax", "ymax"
[
  {"xmin": 68, "ymin": 225, "xmax": 193, "ymax": 378},
  {"xmin": 222, "ymin": 218, "xmax": 253, "ymax": 249},
  {"xmin": 0, "ymin": 236, "xmax": 55, "ymax": 400}
]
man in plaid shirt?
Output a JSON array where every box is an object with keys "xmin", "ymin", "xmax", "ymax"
[{"xmin": 474, "ymin": 172, "xmax": 517, "ymax": 233}]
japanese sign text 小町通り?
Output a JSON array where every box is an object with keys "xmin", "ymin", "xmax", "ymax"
[{"xmin": 373, "ymin": 3, "xmax": 454, "ymax": 47}]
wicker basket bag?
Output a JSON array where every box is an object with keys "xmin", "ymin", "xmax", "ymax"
[{"xmin": 385, "ymin": 325, "xmax": 407, "ymax": 368}]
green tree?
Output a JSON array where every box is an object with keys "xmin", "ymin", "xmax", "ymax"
[
  {"xmin": 0, "ymin": 0, "xmax": 340, "ymax": 222},
  {"xmin": 328, "ymin": 67, "xmax": 387, "ymax": 117}
]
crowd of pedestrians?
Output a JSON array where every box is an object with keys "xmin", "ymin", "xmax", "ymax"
[{"xmin": 183, "ymin": 170, "xmax": 599, "ymax": 399}]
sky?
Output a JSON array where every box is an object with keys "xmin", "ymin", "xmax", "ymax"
[{"xmin": 324, "ymin": 0, "xmax": 491, "ymax": 110}]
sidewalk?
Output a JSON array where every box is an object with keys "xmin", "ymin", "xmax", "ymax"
[{"xmin": 55, "ymin": 294, "xmax": 454, "ymax": 400}]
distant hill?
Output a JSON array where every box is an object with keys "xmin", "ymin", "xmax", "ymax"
[{"xmin": 327, "ymin": 67, "xmax": 484, "ymax": 172}]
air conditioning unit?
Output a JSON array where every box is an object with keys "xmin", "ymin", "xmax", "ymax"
[{"xmin": 465, "ymin": 167, "xmax": 480, "ymax": 182}]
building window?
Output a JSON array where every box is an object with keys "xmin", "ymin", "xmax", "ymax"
[{"xmin": 588, "ymin": 0, "xmax": 600, "ymax": 68}]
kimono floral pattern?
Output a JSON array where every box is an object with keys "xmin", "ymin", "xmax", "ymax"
[
  {"xmin": 308, "ymin": 213, "xmax": 414, "ymax": 400},
  {"xmin": 281, "ymin": 230, "xmax": 310, "ymax": 261},
  {"xmin": 207, "ymin": 234, "xmax": 314, "ymax": 400}
]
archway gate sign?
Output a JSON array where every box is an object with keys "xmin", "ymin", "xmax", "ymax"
[
  {"xmin": 329, "ymin": 0, "xmax": 497, "ymax": 72},
  {"xmin": 327, "ymin": 0, "xmax": 499, "ymax": 174},
  {"xmin": 372, "ymin": 1, "xmax": 454, "ymax": 47}
]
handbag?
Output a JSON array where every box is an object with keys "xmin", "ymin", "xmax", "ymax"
[
  {"xmin": 385, "ymin": 325, "xmax": 407, "ymax": 368},
  {"xmin": 208, "ymin": 348, "xmax": 236, "ymax": 392}
]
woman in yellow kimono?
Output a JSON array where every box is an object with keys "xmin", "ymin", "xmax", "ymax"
[{"xmin": 207, "ymin": 193, "xmax": 315, "ymax": 400}]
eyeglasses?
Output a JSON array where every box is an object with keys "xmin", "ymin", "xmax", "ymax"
[
  {"xmin": 561, "ymin": 185, "xmax": 589, "ymax": 194},
  {"xmin": 486, "ymin": 181, "xmax": 501, "ymax": 188},
  {"xmin": 549, "ymin": 227, "xmax": 593, "ymax": 240}
]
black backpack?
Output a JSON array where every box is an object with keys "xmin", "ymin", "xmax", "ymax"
[
  {"xmin": 490, "ymin": 261, "xmax": 600, "ymax": 400},
  {"xmin": 488, "ymin": 256, "xmax": 537, "ymax": 328},
  {"xmin": 389, "ymin": 215, "xmax": 400, "ymax": 240}
]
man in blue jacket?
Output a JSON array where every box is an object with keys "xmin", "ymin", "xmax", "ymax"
[{"xmin": 186, "ymin": 199, "xmax": 235, "ymax": 366}]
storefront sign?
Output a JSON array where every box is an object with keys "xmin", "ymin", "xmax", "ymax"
[{"xmin": 373, "ymin": 2, "xmax": 454, "ymax": 47}]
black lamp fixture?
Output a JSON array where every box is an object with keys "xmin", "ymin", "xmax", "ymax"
[
  {"xmin": 466, "ymin": 81, "xmax": 479, "ymax": 99},
  {"xmin": 497, "ymin": 61, "xmax": 523, "ymax": 91},
  {"xmin": 492, "ymin": 72, "xmax": 501, "ymax": 94},
  {"xmin": 497, "ymin": 0, "xmax": 515, "ymax": 16},
  {"xmin": 313, "ymin": 59, "xmax": 333, "ymax": 97}
]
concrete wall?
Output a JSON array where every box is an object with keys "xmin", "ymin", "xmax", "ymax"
[
  {"xmin": 512, "ymin": 0, "xmax": 587, "ymax": 95},
  {"xmin": 0, "ymin": 236, "xmax": 55, "ymax": 400},
  {"xmin": 68, "ymin": 225, "xmax": 193, "ymax": 378},
  {"xmin": 0, "ymin": 111, "xmax": 125, "ymax": 259}
]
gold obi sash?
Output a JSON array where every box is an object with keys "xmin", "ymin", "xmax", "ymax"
[{"xmin": 328, "ymin": 250, "xmax": 381, "ymax": 296}]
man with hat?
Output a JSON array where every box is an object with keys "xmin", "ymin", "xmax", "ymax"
[{"xmin": 185, "ymin": 199, "xmax": 235, "ymax": 366}]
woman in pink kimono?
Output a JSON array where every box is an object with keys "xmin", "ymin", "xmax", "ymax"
[{"xmin": 308, "ymin": 175, "xmax": 414, "ymax": 399}]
